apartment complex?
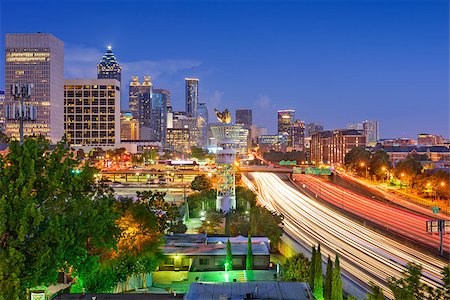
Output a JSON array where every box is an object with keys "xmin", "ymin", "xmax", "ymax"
[
  {"xmin": 64, "ymin": 79, "xmax": 121, "ymax": 146},
  {"xmin": 311, "ymin": 129, "xmax": 366, "ymax": 165},
  {"xmin": 4, "ymin": 33, "xmax": 64, "ymax": 143}
]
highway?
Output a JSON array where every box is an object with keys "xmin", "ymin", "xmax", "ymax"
[
  {"xmin": 293, "ymin": 174, "xmax": 450, "ymax": 254},
  {"xmin": 246, "ymin": 172, "xmax": 447, "ymax": 299}
]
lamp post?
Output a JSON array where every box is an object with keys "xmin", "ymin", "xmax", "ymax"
[
  {"xmin": 360, "ymin": 162, "xmax": 368, "ymax": 179},
  {"xmin": 400, "ymin": 173, "xmax": 405, "ymax": 189}
]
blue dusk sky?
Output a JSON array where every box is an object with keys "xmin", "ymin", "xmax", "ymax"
[{"xmin": 0, "ymin": 0, "xmax": 448, "ymax": 138}]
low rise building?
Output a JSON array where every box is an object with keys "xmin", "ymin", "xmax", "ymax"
[{"xmin": 159, "ymin": 234, "xmax": 270, "ymax": 272}]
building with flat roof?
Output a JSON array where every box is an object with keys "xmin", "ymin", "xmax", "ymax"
[
  {"xmin": 160, "ymin": 234, "xmax": 270, "ymax": 272},
  {"xmin": 64, "ymin": 79, "xmax": 120, "ymax": 146},
  {"xmin": 4, "ymin": 33, "xmax": 64, "ymax": 143},
  {"xmin": 152, "ymin": 88, "xmax": 170, "ymax": 144},
  {"xmin": 418, "ymin": 133, "xmax": 445, "ymax": 146},
  {"xmin": 166, "ymin": 128, "xmax": 191, "ymax": 153},
  {"xmin": 185, "ymin": 282, "xmax": 314, "ymax": 300},
  {"xmin": 311, "ymin": 129, "xmax": 365, "ymax": 165},
  {"xmin": 185, "ymin": 78, "xmax": 199, "ymax": 117},
  {"xmin": 120, "ymin": 111, "xmax": 139, "ymax": 141},
  {"xmin": 235, "ymin": 109, "xmax": 252, "ymax": 130}
]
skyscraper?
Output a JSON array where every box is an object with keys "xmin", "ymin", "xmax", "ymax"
[
  {"xmin": 64, "ymin": 79, "xmax": 121, "ymax": 146},
  {"xmin": 290, "ymin": 120, "xmax": 305, "ymax": 150},
  {"xmin": 0, "ymin": 90, "xmax": 5, "ymax": 132},
  {"xmin": 4, "ymin": 33, "xmax": 64, "ymax": 143},
  {"xmin": 152, "ymin": 89, "xmax": 170, "ymax": 144},
  {"xmin": 277, "ymin": 110, "xmax": 295, "ymax": 145},
  {"xmin": 235, "ymin": 109, "xmax": 252, "ymax": 129},
  {"xmin": 128, "ymin": 76, "xmax": 140, "ymax": 118},
  {"xmin": 97, "ymin": 46, "xmax": 121, "ymax": 83},
  {"xmin": 197, "ymin": 102, "xmax": 209, "ymax": 148},
  {"xmin": 305, "ymin": 122, "xmax": 324, "ymax": 138},
  {"xmin": 362, "ymin": 120, "xmax": 379, "ymax": 146},
  {"xmin": 185, "ymin": 78, "xmax": 199, "ymax": 117},
  {"xmin": 138, "ymin": 76, "xmax": 153, "ymax": 139}
]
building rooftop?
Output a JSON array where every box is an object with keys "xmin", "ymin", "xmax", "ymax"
[
  {"xmin": 162, "ymin": 242, "xmax": 269, "ymax": 256},
  {"xmin": 185, "ymin": 282, "xmax": 314, "ymax": 300}
]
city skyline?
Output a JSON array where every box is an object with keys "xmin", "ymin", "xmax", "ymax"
[{"xmin": 0, "ymin": 0, "xmax": 448, "ymax": 139}]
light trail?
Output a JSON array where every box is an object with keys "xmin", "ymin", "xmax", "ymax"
[
  {"xmin": 248, "ymin": 172, "xmax": 447, "ymax": 299},
  {"xmin": 293, "ymin": 174, "xmax": 450, "ymax": 253}
]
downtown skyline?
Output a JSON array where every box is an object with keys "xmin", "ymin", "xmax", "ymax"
[{"xmin": 0, "ymin": 0, "xmax": 448, "ymax": 138}]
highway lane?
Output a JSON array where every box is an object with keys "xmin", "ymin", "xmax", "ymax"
[
  {"xmin": 246, "ymin": 172, "xmax": 447, "ymax": 299},
  {"xmin": 293, "ymin": 174, "xmax": 450, "ymax": 254}
]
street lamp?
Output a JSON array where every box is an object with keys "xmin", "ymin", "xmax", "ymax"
[
  {"xmin": 136, "ymin": 172, "xmax": 140, "ymax": 182},
  {"xmin": 360, "ymin": 162, "xmax": 368, "ymax": 179}
]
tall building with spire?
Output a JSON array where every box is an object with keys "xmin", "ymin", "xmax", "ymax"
[{"xmin": 97, "ymin": 46, "xmax": 121, "ymax": 83}]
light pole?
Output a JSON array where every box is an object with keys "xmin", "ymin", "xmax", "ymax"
[{"xmin": 360, "ymin": 162, "xmax": 368, "ymax": 179}]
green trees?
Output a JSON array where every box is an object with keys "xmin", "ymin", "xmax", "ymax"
[
  {"xmin": 324, "ymin": 255, "xmax": 333, "ymax": 300},
  {"xmin": 246, "ymin": 235, "xmax": 253, "ymax": 270},
  {"xmin": 190, "ymin": 146, "xmax": 209, "ymax": 160},
  {"xmin": 331, "ymin": 255, "xmax": 343, "ymax": 300},
  {"xmin": 191, "ymin": 175, "xmax": 212, "ymax": 191},
  {"xmin": 313, "ymin": 245, "xmax": 324, "ymax": 299},
  {"xmin": 365, "ymin": 282, "xmax": 385, "ymax": 300},
  {"xmin": 344, "ymin": 147, "xmax": 371, "ymax": 174},
  {"xmin": 249, "ymin": 206, "xmax": 283, "ymax": 250},
  {"xmin": 225, "ymin": 239, "xmax": 233, "ymax": 271},
  {"xmin": 387, "ymin": 262, "xmax": 445, "ymax": 299},
  {"xmin": 369, "ymin": 149, "xmax": 391, "ymax": 180},
  {"xmin": 282, "ymin": 253, "xmax": 310, "ymax": 282},
  {"xmin": 309, "ymin": 246, "xmax": 316, "ymax": 291},
  {"xmin": 0, "ymin": 138, "xmax": 120, "ymax": 299}
]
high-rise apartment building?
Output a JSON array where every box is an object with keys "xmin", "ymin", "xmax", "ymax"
[
  {"xmin": 185, "ymin": 78, "xmax": 199, "ymax": 117},
  {"xmin": 235, "ymin": 109, "xmax": 252, "ymax": 129},
  {"xmin": 97, "ymin": 46, "xmax": 121, "ymax": 83},
  {"xmin": 305, "ymin": 122, "xmax": 324, "ymax": 138},
  {"xmin": 120, "ymin": 111, "xmax": 139, "ymax": 141},
  {"xmin": 4, "ymin": 33, "xmax": 64, "ymax": 143},
  {"xmin": 152, "ymin": 89, "xmax": 170, "ymax": 144},
  {"xmin": 64, "ymin": 79, "xmax": 121, "ymax": 146},
  {"xmin": 362, "ymin": 120, "xmax": 379, "ymax": 146}
]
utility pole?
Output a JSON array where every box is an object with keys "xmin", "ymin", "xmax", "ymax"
[{"xmin": 7, "ymin": 83, "xmax": 35, "ymax": 145}]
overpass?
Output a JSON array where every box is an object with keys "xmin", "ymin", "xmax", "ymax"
[{"xmin": 239, "ymin": 166, "xmax": 293, "ymax": 173}]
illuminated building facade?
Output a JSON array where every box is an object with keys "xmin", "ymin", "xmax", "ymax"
[
  {"xmin": 235, "ymin": 109, "xmax": 252, "ymax": 129},
  {"xmin": 97, "ymin": 46, "xmax": 121, "ymax": 83},
  {"xmin": 166, "ymin": 128, "xmax": 191, "ymax": 153},
  {"xmin": 4, "ymin": 33, "xmax": 64, "ymax": 143},
  {"xmin": 311, "ymin": 129, "xmax": 365, "ymax": 165},
  {"xmin": 152, "ymin": 89, "xmax": 170, "ymax": 144},
  {"xmin": 290, "ymin": 119, "xmax": 305, "ymax": 150},
  {"xmin": 418, "ymin": 133, "xmax": 444, "ymax": 146},
  {"xmin": 120, "ymin": 111, "xmax": 139, "ymax": 141},
  {"xmin": 185, "ymin": 78, "xmax": 199, "ymax": 117},
  {"xmin": 197, "ymin": 102, "xmax": 209, "ymax": 148},
  {"xmin": 277, "ymin": 109, "xmax": 295, "ymax": 145},
  {"xmin": 64, "ymin": 79, "xmax": 121, "ymax": 146},
  {"xmin": 362, "ymin": 120, "xmax": 379, "ymax": 146},
  {"xmin": 305, "ymin": 122, "xmax": 324, "ymax": 138}
]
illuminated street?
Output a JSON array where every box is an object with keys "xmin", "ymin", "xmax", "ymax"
[{"xmin": 247, "ymin": 172, "xmax": 447, "ymax": 299}]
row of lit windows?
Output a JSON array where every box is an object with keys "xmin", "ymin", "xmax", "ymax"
[
  {"xmin": 65, "ymin": 107, "xmax": 115, "ymax": 113},
  {"xmin": 65, "ymin": 91, "xmax": 116, "ymax": 98},
  {"xmin": 64, "ymin": 85, "xmax": 119, "ymax": 91},
  {"xmin": 66, "ymin": 115, "xmax": 115, "ymax": 122}
]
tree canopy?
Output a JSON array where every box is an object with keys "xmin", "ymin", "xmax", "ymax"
[
  {"xmin": 0, "ymin": 137, "xmax": 120, "ymax": 299},
  {"xmin": 191, "ymin": 175, "xmax": 212, "ymax": 192},
  {"xmin": 282, "ymin": 253, "xmax": 310, "ymax": 282}
]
